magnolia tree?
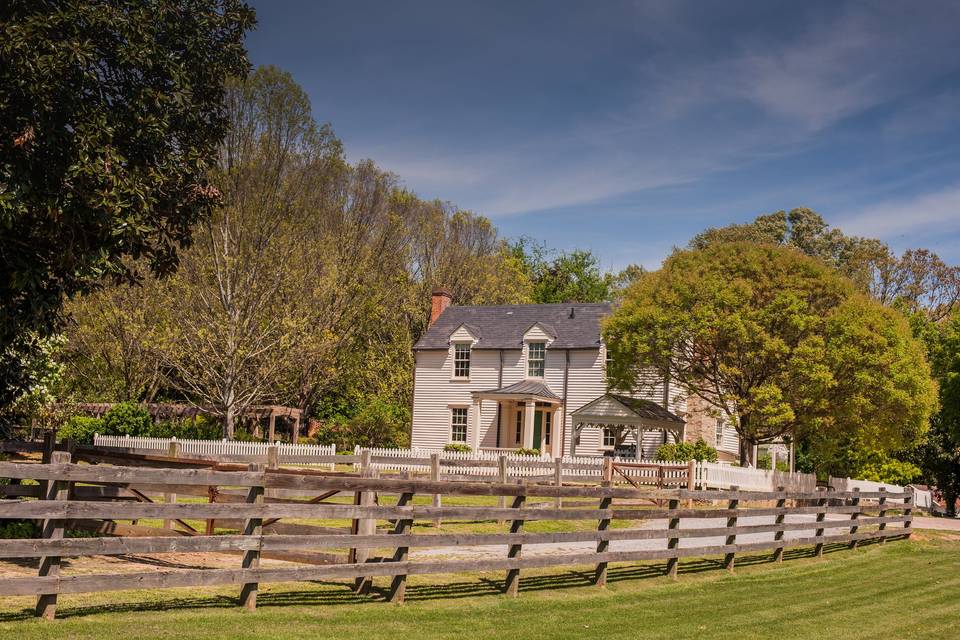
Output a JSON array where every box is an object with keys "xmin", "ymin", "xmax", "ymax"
[{"xmin": 604, "ymin": 242, "xmax": 936, "ymax": 467}]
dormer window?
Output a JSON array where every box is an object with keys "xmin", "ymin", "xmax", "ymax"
[
  {"xmin": 527, "ymin": 342, "xmax": 545, "ymax": 378},
  {"xmin": 453, "ymin": 343, "xmax": 471, "ymax": 378}
]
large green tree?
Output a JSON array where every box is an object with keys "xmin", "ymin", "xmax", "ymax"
[
  {"xmin": 913, "ymin": 314, "xmax": 960, "ymax": 515},
  {"xmin": 0, "ymin": 0, "xmax": 254, "ymax": 408},
  {"xmin": 604, "ymin": 242, "xmax": 936, "ymax": 466}
]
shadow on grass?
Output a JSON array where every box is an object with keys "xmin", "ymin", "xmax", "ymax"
[{"xmin": 0, "ymin": 537, "xmax": 900, "ymax": 622}]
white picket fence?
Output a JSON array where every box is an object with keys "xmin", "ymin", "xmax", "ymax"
[
  {"xmin": 93, "ymin": 434, "xmax": 336, "ymax": 467},
  {"xmin": 89, "ymin": 437, "xmax": 909, "ymax": 497},
  {"xmin": 696, "ymin": 461, "xmax": 818, "ymax": 492}
]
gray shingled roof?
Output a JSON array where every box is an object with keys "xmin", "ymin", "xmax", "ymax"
[
  {"xmin": 414, "ymin": 303, "xmax": 611, "ymax": 350},
  {"xmin": 609, "ymin": 394, "xmax": 684, "ymax": 423},
  {"xmin": 477, "ymin": 380, "xmax": 561, "ymax": 400}
]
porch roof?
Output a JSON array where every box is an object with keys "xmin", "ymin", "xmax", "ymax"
[
  {"xmin": 571, "ymin": 393, "xmax": 684, "ymax": 431},
  {"xmin": 473, "ymin": 379, "xmax": 562, "ymax": 403}
]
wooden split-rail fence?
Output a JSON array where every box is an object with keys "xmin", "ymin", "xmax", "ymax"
[{"xmin": 0, "ymin": 452, "xmax": 913, "ymax": 620}]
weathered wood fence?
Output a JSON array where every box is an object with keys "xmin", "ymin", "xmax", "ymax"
[{"xmin": 0, "ymin": 455, "xmax": 912, "ymax": 620}]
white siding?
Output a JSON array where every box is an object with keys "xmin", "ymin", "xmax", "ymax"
[{"xmin": 411, "ymin": 348, "xmax": 500, "ymax": 450}]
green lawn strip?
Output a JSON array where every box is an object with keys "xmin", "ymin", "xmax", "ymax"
[{"xmin": 0, "ymin": 535, "xmax": 955, "ymax": 639}]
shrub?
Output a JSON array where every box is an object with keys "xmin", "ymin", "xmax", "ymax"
[
  {"xmin": 515, "ymin": 447, "xmax": 540, "ymax": 456},
  {"xmin": 58, "ymin": 415, "xmax": 103, "ymax": 445},
  {"xmin": 146, "ymin": 415, "xmax": 220, "ymax": 440},
  {"xmin": 314, "ymin": 396, "xmax": 411, "ymax": 449},
  {"xmin": 656, "ymin": 439, "xmax": 718, "ymax": 463},
  {"xmin": 443, "ymin": 443, "xmax": 472, "ymax": 453},
  {"xmin": 101, "ymin": 402, "xmax": 152, "ymax": 436},
  {"xmin": 0, "ymin": 520, "xmax": 39, "ymax": 539}
]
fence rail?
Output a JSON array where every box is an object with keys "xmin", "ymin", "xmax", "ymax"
[
  {"xmin": 13, "ymin": 437, "xmax": 910, "ymax": 498},
  {"xmin": 0, "ymin": 456, "xmax": 913, "ymax": 619}
]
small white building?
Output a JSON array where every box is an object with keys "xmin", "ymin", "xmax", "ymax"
[{"xmin": 411, "ymin": 288, "xmax": 740, "ymax": 460}]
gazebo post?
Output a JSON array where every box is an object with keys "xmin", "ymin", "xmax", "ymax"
[{"xmin": 268, "ymin": 413, "xmax": 276, "ymax": 443}]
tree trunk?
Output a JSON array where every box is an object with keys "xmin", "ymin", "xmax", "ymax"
[
  {"xmin": 224, "ymin": 405, "xmax": 236, "ymax": 440},
  {"xmin": 737, "ymin": 414, "xmax": 753, "ymax": 467}
]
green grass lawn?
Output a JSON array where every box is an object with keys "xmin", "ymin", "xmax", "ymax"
[{"xmin": 1, "ymin": 533, "xmax": 957, "ymax": 639}]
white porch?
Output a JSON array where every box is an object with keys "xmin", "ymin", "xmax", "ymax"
[{"xmin": 471, "ymin": 380, "xmax": 563, "ymax": 457}]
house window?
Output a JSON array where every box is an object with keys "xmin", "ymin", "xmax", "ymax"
[
  {"xmin": 544, "ymin": 411, "xmax": 552, "ymax": 446},
  {"xmin": 527, "ymin": 342, "xmax": 545, "ymax": 378},
  {"xmin": 451, "ymin": 408, "xmax": 468, "ymax": 442},
  {"xmin": 515, "ymin": 410, "xmax": 522, "ymax": 445},
  {"xmin": 715, "ymin": 419, "xmax": 724, "ymax": 448},
  {"xmin": 453, "ymin": 343, "xmax": 471, "ymax": 378},
  {"xmin": 602, "ymin": 428, "xmax": 616, "ymax": 448}
]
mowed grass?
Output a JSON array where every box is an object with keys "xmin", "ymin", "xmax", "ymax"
[{"xmin": 1, "ymin": 533, "xmax": 957, "ymax": 640}]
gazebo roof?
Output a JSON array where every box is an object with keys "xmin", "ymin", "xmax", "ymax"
[{"xmin": 571, "ymin": 393, "xmax": 684, "ymax": 428}]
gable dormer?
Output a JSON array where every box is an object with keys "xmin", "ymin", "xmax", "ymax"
[
  {"xmin": 522, "ymin": 322, "xmax": 555, "ymax": 379},
  {"xmin": 448, "ymin": 323, "xmax": 480, "ymax": 380}
]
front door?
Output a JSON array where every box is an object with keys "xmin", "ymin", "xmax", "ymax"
[{"xmin": 532, "ymin": 411, "xmax": 543, "ymax": 450}]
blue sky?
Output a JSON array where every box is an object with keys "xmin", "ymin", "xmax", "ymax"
[{"xmin": 247, "ymin": 1, "xmax": 960, "ymax": 270}]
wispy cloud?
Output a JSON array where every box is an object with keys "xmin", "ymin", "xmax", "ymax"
[
  {"xmin": 351, "ymin": 4, "xmax": 960, "ymax": 219},
  {"xmin": 839, "ymin": 185, "xmax": 960, "ymax": 238}
]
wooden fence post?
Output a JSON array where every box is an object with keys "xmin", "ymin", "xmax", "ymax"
[
  {"xmin": 773, "ymin": 485, "xmax": 786, "ymax": 563},
  {"xmin": 554, "ymin": 457, "xmax": 563, "ymax": 508},
  {"xmin": 814, "ymin": 487, "xmax": 827, "ymax": 557},
  {"xmin": 388, "ymin": 479, "xmax": 415, "ymax": 604},
  {"xmin": 504, "ymin": 479, "xmax": 527, "ymax": 597},
  {"xmin": 723, "ymin": 486, "xmax": 739, "ymax": 572},
  {"xmin": 666, "ymin": 497, "xmax": 680, "ymax": 579},
  {"xmin": 431, "ymin": 453, "xmax": 442, "ymax": 528},
  {"xmin": 903, "ymin": 487, "xmax": 914, "ymax": 537},
  {"xmin": 877, "ymin": 487, "xmax": 888, "ymax": 543},
  {"xmin": 266, "ymin": 445, "xmax": 279, "ymax": 499},
  {"xmin": 497, "ymin": 456, "xmax": 508, "ymax": 524},
  {"xmin": 239, "ymin": 463, "xmax": 265, "ymax": 610},
  {"xmin": 602, "ymin": 456, "xmax": 614, "ymax": 485},
  {"xmin": 351, "ymin": 452, "xmax": 375, "ymax": 595},
  {"xmin": 848, "ymin": 488, "xmax": 861, "ymax": 549},
  {"xmin": 594, "ymin": 493, "xmax": 613, "ymax": 586},
  {"xmin": 35, "ymin": 451, "xmax": 71, "ymax": 620},
  {"xmin": 164, "ymin": 441, "xmax": 181, "ymax": 530}
]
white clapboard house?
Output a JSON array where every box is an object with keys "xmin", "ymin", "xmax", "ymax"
[{"xmin": 411, "ymin": 288, "xmax": 741, "ymax": 460}]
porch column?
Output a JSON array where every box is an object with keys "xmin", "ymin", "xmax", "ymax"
[
  {"xmin": 471, "ymin": 396, "xmax": 482, "ymax": 451},
  {"xmin": 553, "ymin": 405, "xmax": 564, "ymax": 458},
  {"xmin": 522, "ymin": 400, "xmax": 535, "ymax": 449},
  {"xmin": 635, "ymin": 427, "xmax": 642, "ymax": 461}
]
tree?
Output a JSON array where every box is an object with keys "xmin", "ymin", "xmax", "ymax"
[
  {"xmin": 604, "ymin": 242, "xmax": 936, "ymax": 466},
  {"xmin": 0, "ymin": 0, "xmax": 255, "ymax": 407},
  {"xmin": 691, "ymin": 208, "xmax": 960, "ymax": 321},
  {"xmin": 157, "ymin": 66, "xmax": 339, "ymax": 438},
  {"xmin": 510, "ymin": 238, "xmax": 613, "ymax": 303},
  {"xmin": 59, "ymin": 280, "xmax": 166, "ymax": 403},
  {"xmin": 913, "ymin": 313, "xmax": 960, "ymax": 515}
]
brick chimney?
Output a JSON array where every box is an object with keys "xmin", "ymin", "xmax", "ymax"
[{"xmin": 429, "ymin": 287, "xmax": 452, "ymax": 326}]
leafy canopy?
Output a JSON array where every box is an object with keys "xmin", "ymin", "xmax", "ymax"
[
  {"xmin": 0, "ymin": 0, "xmax": 255, "ymax": 406},
  {"xmin": 604, "ymin": 242, "xmax": 936, "ymax": 464}
]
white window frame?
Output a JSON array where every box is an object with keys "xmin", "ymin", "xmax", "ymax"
[
  {"xmin": 715, "ymin": 418, "xmax": 724, "ymax": 449},
  {"xmin": 450, "ymin": 407, "xmax": 469, "ymax": 443},
  {"xmin": 527, "ymin": 341, "xmax": 546, "ymax": 378},
  {"xmin": 452, "ymin": 343, "xmax": 471, "ymax": 379},
  {"xmin": 543, "ymin": 410, "xmax": 552, "ymax": 446},
  {"xmin": 602, "ymin": 427, "xmax": 616, "ymax": 448}
]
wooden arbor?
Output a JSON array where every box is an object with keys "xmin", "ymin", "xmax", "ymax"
[{"xmin": 63, "ymin": 403, "xmax": 305, "ymax": 443}]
